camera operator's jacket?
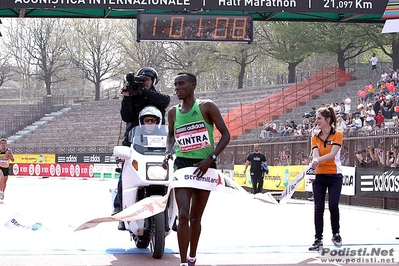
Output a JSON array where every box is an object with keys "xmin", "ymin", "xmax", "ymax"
[{"xmin": 120, "ymin": 88, "xmax": 170, "ymax": 146}]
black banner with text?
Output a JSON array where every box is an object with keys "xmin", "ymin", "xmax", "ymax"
[
  {"xmin": 0, "ymin": 0, "xmax": 388, "ymax": 14},
  {"xmin": 356, "ymin": 167, "xmax": 399, "ymax": 198}
]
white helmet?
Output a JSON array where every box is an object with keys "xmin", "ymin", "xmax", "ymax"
[{"xmin": 139, "ymin": 105, "xmax": 162, "ymax": 126}]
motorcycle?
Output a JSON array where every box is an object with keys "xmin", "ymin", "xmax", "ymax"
[{"xmin": 113, "ymin": 124, "xmax": 177, "ymax": 259}]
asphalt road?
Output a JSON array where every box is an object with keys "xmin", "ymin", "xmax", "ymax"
[{"xmin": 0, "ymin": 176, "xmax": 398, "ymax": 266}]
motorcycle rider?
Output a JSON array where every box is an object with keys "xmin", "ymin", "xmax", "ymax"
[
  {"xmin": 113, "ymin": 67, "xmax": 170, "ymax": 230},
  {"xmin": 140, "ymin": 106, "xmax": 162, "ymax": 130}
]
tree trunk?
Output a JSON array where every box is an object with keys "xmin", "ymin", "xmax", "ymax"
[
  {"xmin": 288, "ymin": 62, "xmax": 298, "ymax": 83},
  {"xmin": 392, "ymin": 36, "xmax": 399, "ymax": 71},
  {"xmin": 337, "ymin": 49, "xmax": 346, "ymax": 71}
]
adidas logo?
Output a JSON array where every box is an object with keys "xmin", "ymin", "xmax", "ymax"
[
  {"xmin": 306, "ymin": 168, "xmax": 316, "ymax": 175},
  {"xmin": 192, "ymin": 110, "xmax": 199, "ymax": 116}
]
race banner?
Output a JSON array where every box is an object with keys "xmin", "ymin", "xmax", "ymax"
[
  {"xmin": 356, "ymin": 167, "xmax": 399, "ymax": 198},
  {"xmin": 11, "ymin": 163, "xmax": 94, "ymax": 178},
  {"xmin": 75, "ymin": 167, "xmax": 247, "ymax": 231},
  {"xmin": 4, "ymin": 213, "xmax": 45, "ymax": 232}
]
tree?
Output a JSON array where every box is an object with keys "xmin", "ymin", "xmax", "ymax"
[
  {"xmin": 363, "ymin": 24, "xmax": 399, "ymax": 70},
  {"xmin": 256, "ymin": 22, "xmax": 316, "ymax": 83},
  {"xmin": 68, "ymin": 19, "xmax": 124, "ymax": 101},
  {"xmin": 28, "ymin": 19, "xmax": 71, "ymax": 96},
  {"xmin": 0, "ymin": 51, "xmax": 10, "ymax": 87},
  {"xmin": 2, "ymin": 19, "xmax": 36, "ymax": 98},
  {"xmin": 315, "ymin": 23, "xmax": 371, "ymax": 71},
  {"xmin": 212, "ymin": 42, "xmax": 259, "ymax": 89}
]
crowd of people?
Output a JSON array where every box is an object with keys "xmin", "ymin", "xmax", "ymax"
[{"xmin": 259, "ymin": 68, "xmax": 399, "ymax": 141}]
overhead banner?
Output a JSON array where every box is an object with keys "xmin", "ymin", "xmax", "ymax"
[
  {"xmin": 13, "ymin": 154, "xmax": 56, "ymax": 164},
  {"xmin": 0, "ymin": 0, "xmax": 388, "ymax": 14},
  {"xmin": 11, "ymin": 163, "xmax": 94, "ymax": 178},
  {"xmin": 356, "ymin": 167, "xmax": 399, "ymax": 198}
]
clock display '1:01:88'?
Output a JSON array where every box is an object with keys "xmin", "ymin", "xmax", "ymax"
[{"xmin": 137, "ymin": 13, "xmax": 253, "ymax": 42}]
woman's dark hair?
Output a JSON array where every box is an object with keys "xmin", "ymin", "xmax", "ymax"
[{"xmin": 317, "ymin": 106, "xmax": 337, "ymax": 128}]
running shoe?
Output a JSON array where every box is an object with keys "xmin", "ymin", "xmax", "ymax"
[
  {"xmin": 308, "ymin": 239, "xmax": 323, "ymax": 251},
  {"xmin": 180, "ymin": 263, "xmax": 188, "ymax": 266},
  {"xmin": 332, "ymin": 233, "xmax": 342, "ymax": 247},
  {"xmin": 0, "ymin": 191, "xmax": 4, "ymax": 200},
  {"xmin": 187, "ymin": 256, "xmax": 196, "ymax": 266}
]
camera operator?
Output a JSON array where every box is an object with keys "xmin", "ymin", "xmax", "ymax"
[{"xmin": 114, "ymin": 67, "xmax": 170, "ymax": 230}]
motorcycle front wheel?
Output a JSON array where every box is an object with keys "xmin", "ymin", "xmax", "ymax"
[{"xmin": 150, "ymin": 212, "xmax": 166, "ymax": 259}]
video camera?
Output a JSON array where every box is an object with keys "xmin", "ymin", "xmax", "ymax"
[{"xmin": 121, "ymin": 72, "xmax": 148, "ymax": 95}]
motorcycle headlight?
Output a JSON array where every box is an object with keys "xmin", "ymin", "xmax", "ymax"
[{"xmin": 147, "ymin": 163, "xmax": 168, "ymax": 181}]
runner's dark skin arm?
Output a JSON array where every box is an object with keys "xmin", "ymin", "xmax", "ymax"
[
  {"xmin": 192, "ymin": 100, "xmax": 230, "ymax": 176},
  {"xmin": 162, "ymin": 107, "xmax": 177, "ymax": 169}
]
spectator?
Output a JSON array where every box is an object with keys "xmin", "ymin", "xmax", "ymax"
[
  {"xmin": 349, "ymin": 113, "xmax": 362, "ymax": 133},
  {"xmin": 309, "ymin": 122, "xmax": 320, "ymax": 136},
  {"xmin": 303, "ymin": 117, "xmax": 311, "ymax": 132},
  {"xmin": 381, "ymin": 70, "xmax": 389, "ymax": 83},
  {"xmin": 340, "ymin": 151, "xmax": 350, "ymax": 166},
  {"xmin": 358, "ymin": 105, "xmax": 366, "ymax": 126},
  {"xmin": 365, "ymin": 103, "xmax": 375, "ymax": 127},
  {"xmin": 362, "ymin": 121, "xmax": 373, "ymax": 135},
  {"xmin": 273, "ymin": 157, "xmax": 281, "ymax": 166},
  {"xmin": 373, "ymin": 96, "xmax": 381, "ymax": 117},
  {"xmin": 375, "ymin": 110, "xmax": 385, "ymax": 126},
  {"xmin": 259, "ymin": 126, "xmax": 268, "ymax": 139},
  {"xmin": 333, "ymin": 102, "xmax": 341, "ymax": 116},
  {"xmin": 355, "ymin": 149, "xmax": 372, "ymax": 168},
  {"xmin": 279, "ymin": 145, "xmax": 291, "ymax": 166},
  {"xmin": 372, "ymin": 142, "xmax": 386, "ymax": 166},
  {"xmin": 290, "ymin": 120, "xmax": 298, "ymax": 131},
  {"xmin": 344, "ymin": 93, "xmax": 352, "ymax": 118},
  {"xmin": 280, "ymin": 120, "xmax": 293, "ymax": 137},
  {"xmin": 294, "ymin": 124, "xmax": 304, "ymax": 136},
  {"xmin": 386, "ymin": 150, "xmax": 396, "ymax": 167},
  {"xmin": 336, "ymin": 115, "xmax": 347, "ymax": 133},
  {"xmin": 370, "ymin": 52, "xmax": 378, "ymax": 79},
  {"xmin": 383, "ymin": 96, "xmax": 394, "ymax": 119},
  {"xmin": 294, "ymin": 151, "xmax": 305, "ymax": 165}
]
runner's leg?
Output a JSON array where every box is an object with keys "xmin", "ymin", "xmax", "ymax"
[
  {"xmin": 189, "ymin": 189, "xmax": 211, "ymax": 258},
  {"xmin": 175, "ymin": 187, "xmax": 194, "ymax": 263}
]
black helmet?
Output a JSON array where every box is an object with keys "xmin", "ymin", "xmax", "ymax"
[{"xmin": 137, "ymin": 67, "xmax": 159, "ymax": 85}]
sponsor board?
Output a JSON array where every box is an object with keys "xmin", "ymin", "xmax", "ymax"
[
  {"xmin": 12, "ymin": 163, "xmax": 94, "ymax": 178},
  {"xmin": 234, "ymin": 165, "xmax": 306, "ymax": 192},
  {"xmin": 13, "ymin": 154, "xmax": 55, "ymax": 164},
  {"xmin": 56, "ymin": 153, "xmax": 117, "ymax": 164},
  {"xmin": 356, "ymin": 167, "xmax": 399, "ymax": 198},
  {"xmin": 305, "ymin": 166, "xmax": 355, "ymax": 196}
]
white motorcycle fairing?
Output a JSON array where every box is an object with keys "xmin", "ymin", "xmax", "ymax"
[{"xmin": 113, "ymin": 125, "xmax": 177, "ymax": 259}]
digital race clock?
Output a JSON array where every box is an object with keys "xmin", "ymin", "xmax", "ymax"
[{"xmin": 137, "ymin": 13, "xmax": 253, "ymax": 42}]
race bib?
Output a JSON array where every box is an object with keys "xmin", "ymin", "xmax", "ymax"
[{"xmin": 175, "ymin": 121, "xmax": 211, "ymax": 152}]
